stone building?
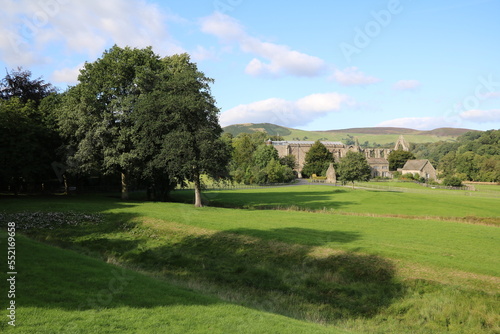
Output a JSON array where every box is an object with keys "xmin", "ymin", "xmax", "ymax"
[
  {"xmin": 399, "ymin": 159, "xmax": 437, "ymax": 181},
  {"xmin": 268, "ymin": 135, "xmax": 409, "ymax": 178},
  {"xmin": 367, "ymin": 158, "xmax": 391, "ymax": 178}
]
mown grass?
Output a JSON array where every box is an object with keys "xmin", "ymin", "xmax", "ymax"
[
  {"xmin": 0, "ymin": 233, "xmax": 343, "ymax": 334},
  {"xmin": 171, "ymin": 184, "xmax": 500, "ymax": 219},
  {"xmin": 1, "ymin": 192, "xmax": 499, "ymax": 333}
]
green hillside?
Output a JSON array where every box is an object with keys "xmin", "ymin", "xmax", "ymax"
[
  {"xmin": 0, "ymin": 232, "xmax": 342, "ymax": 334},
  {"xmin": 223, "ymin": 123, "xmax": 477, "ymax": 145}
]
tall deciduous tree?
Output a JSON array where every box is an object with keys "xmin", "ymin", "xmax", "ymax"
[
  {"xmin": 337, "ymin": 151, "xmax": 371, "ymax": 187},
  {"xmin": 0, "ymin": 68, "xmax": 60, "ymax": 194},
  {"xmin": 253, "ymin": 145, "xmax": 279, "ymax": 168},
  {"xmin": 59, "ymin": 45, "xmax": 162, "ymax": 199},
  {"xmin": 302, "ymin": 141, "xmax": 333, "ymax": 177},
  {"xmin": 134, "ymin": 53, "xmax": 230, "ymax": 207}
]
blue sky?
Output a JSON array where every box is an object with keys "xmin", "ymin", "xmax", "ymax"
[{"xmin": 1, "ymin": 0, "xmax": 499, "ymax": 131}]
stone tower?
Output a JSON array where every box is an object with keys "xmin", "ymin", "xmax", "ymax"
[{"xmin": 394, "ymin": 135, "xmax": 410, "ymax": 151}]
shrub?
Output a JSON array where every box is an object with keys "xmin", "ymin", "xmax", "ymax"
[{"xmin": 442, "ymin": 176, "xmax": 463, "ymax": 187}]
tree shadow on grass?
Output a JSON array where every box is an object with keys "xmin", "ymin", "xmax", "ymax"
[
  {"xmin": 172, "ymin": 188, "xmax": 359, "ymax": 211},
  {"xmin": 123, "ymin": 228, "xmax": 402, "ymax": 321},
  {"xmin": 0, "ymin": 195, "xmax": 402, "ymax": 323},
  {"xmin": 228, "ymin": 227, "xmax": 361, "ymax": 246}
]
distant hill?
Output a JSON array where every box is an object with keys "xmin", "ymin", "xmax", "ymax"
[
  {"xmin": 223, "ymin": 123, "xmax": 478, "ymax": 145},
  {"xmin": 321, "ymin": 127, "xmax": 475, "ymax": 137},
  {"xmin": 223, "ymin": 123, "xmax": 292, "ymax": 137}
]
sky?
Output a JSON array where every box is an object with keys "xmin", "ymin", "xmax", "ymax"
[{"xmin": 1, "ymin": 0, "xmax": 499, "ymax": 131}]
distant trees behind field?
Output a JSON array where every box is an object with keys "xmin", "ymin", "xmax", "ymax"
[{"xmin": 412, "ymin": 130, "xmax": 499, "ymax": 183}]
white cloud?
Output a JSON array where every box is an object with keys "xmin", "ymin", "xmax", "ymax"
[
  {"xmin": 220, "ymin": 92, "xmax": 354, "ymax": 127},
  {"xmin": 191, "ymin": 45, "xmax": 218, "ymax": 61},
  {"xmin": 200, "ymin": 12, "xmax": 326, "ymax": 78},
  {"xmin": 0, "ymin": 0, "xmax": 185, "ymax": 67},
  {"xmin": 459, "ymin": 109, "xmax": 500, "ymax": 123},
  {"xmin": 377, "ymin": 117, "xmax": 455, "ymax": 130},
  {"xmin": 331, "ymin": 67, "xmax": 380, "ymax": 86},
  {"xmin": 480, "ymin": 91, "xmax": 500, "ymax": 99},
  {"xmin": 393, "ymin": 79, "xmax": 421, "ymax": 91},
  {"xmin": 51, "ymin": 63, "xmax": 84, "ymax": 85}
]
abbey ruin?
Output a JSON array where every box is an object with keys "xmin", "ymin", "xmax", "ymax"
[{"xmin": 268, "ymin": 135, "xmax": 410, "ymax": 178}]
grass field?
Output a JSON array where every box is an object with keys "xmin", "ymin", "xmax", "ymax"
[
  {"xmin": 0, "ymin": 185, "xmax": 499, "ymax": 333},
  {"xmin": 0, "ymin": 233, "xmax": 343, "ymax": 334},
  {"xmin": 172, "ymin": 184, "xmax": 500, "ymax": 219}
]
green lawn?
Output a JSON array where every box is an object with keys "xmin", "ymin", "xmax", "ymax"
[
  {"xmin": 0, "ymin": 190, "xmax": 499, "ymax": 333},
  {"xmin": 172, "ymin": 184, "xmax": 500, "ymax": 218},
  {"xmin": 0, "ymin": 234, "xmax": 342, "ymax": 334}
]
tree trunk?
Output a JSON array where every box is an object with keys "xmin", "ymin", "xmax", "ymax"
[
  {"xmin": 63, "ymin": 174, "xmax": 69, "ymax": 195},
  {"xmin": 121, "ymin": 172, "xmax": 129, "ymax": 200},
  {"xmin": 194, "ymin": 173, "xmax": 202, "ymax": 207}
]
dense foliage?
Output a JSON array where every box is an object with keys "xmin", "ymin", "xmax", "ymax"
[
  {"xmin": 230, "ymin": 132, "xmax": 295, "ymax": 184},
  {"xmin": 301, "ymin": 140, "xmax": 334, "ymax": 178},
  {"xmin": 412, "ymin": 130, "xmax": 499, "ymax": 182},
  {"xmin": 387, "ymin": 150, "xmax": 416, "ymax": 171},
  {"xmin": 0, "ymin": 47, "xmax": 231, "ymax": 205},
  {"xmin": 0, "ymin": 69, "xmax": 61, "ymax": 194},
  {"xmin": 337, "ymin": 151, "xmax": 371, "ymax": 186}
]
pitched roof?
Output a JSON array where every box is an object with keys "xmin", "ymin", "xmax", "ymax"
[
  {"xmin": 367, "ymin": 158, "xmax": 389, "ymax": 164},
  {"xmin": 402, "ymin": 159, "xmax": 430, "ymax": 171}
]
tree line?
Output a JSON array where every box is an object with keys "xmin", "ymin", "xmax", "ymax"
[
  {"xmin": 0, "ymin": 46, "xmax": 230, "ymax": 206},
  {"xmin": 411, "ymin": 130, "xmax": 500, "ymax": 183}
]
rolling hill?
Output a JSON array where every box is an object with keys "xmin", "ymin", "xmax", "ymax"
[{"xmin": 223, "ymin": 123, "xmax": 477, "ymax": 145}]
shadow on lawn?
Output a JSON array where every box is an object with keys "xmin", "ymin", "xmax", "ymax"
[
  {"xmin": 172, "ymin": 188, "xmax": 359, "ymax": 211},
  {"xmin": 1, "ymin": 195, "xmax": 402, "ymax": 323},
  {"xmin": 228, "ymin": 227, "xmax": 361, "ymax": 246},
  {"xmin": 123, "ymin": 228, "xmax": 402, "ymax": 321}
]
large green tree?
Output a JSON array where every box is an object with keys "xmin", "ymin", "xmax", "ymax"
[
  {"xmin": 302, "ymin": 141, "xmax": 333, "ymax": 177},
  {"xmin": 59, "ymin": 46, "xmax": 163, "ymax": 199},
  {"xmin": 134, "ymin": 53, "xmax": 230, "ymax": 207},
  {"xmin": 387, "ymin": 150, "xmax": 416, "ymax": 171},
  {"xmin": 0, "ymin": 68, "xmax": 60, "ymax": 194},
  {"xmin": 337, "ymin": 151, "xmax": 371, "ymax": 187},
  {"xmin": 253, "ymin": 145, "xmax": 279, "ymax": 168}
]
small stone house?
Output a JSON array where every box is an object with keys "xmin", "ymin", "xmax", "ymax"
[
  {"xmin": 367, "ymin": 158, "xmax": 391, "ymax": 178},
  {"xmin": 400, "ymin": 159, "xmax": 437, "ymax": 181}
]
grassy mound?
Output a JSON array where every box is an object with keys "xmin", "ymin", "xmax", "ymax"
[{"xmin": 0, "ymin": 233, "xmax": 342, "ymax": 333}]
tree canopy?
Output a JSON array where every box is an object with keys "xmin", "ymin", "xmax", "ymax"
[
  {"xmin": 135, "ymin": 53, "xmax": 231, "ymax": 206},
  {"xmin": 0, "ymin": 68, "xmax": 61, "ymax": 195},
  {"xmin": 58, "ymin": 46, "xmax": 230, "ymax": 204},
  {"xmin": 337, "ymin": 151, "xmax": 371, "ymax": 187},
  {"xmin": 387, "ymin": 150, "xmax": 416, "ymax": 171},
  {"xmin": 413, "ymin": 130, "xmax": 499, "ymax": 182},
  {"xmin": 1, "ymin": 67, "xmax": 56, "ymax": 105},
  {"xmin": 302, "ymin": 141, "xmax": 334, "ymax": 177},
  {"xmin": 59, "ymin": 46, "xmax": 163, "ymax": 199}
]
